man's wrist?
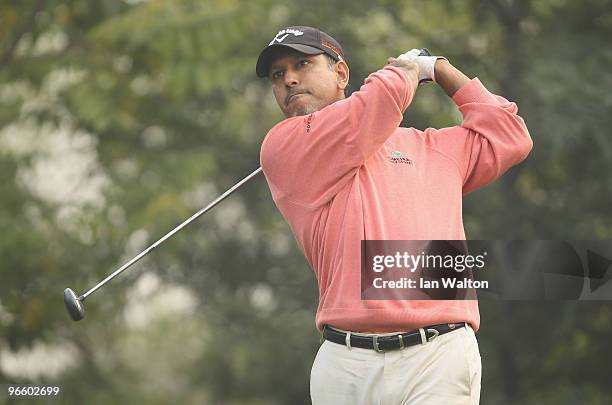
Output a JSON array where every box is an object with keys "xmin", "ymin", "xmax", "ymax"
[
  {"xmin": 433, "ymin": 58, "xmax": 450, "ymax": 80},
  {"xmin": 434, "ymin": 59, "xmax": 471, "ymax": 97}
]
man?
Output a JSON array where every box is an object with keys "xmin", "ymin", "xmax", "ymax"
[{"xmin": 256, "ymin": 26, "xmax": 532, "ymax": 404}]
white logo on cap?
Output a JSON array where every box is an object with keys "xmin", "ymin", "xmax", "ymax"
[{"xmin": 269, "ymin": 28, "xmax": 304, "ymax": 45}]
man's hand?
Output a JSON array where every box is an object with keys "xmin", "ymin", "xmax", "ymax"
[
  {"xmin": 398, "ymin": 48, "xmax": 472, "ymax": 97},
  {"xmin": 387, "ymin": 57, "xmax": 419, "ymax": 92},
  {"xmin": 397, "ymin": 48, "xmax": 448, "ymax": 83}
]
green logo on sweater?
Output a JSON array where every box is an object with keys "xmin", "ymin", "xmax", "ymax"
[{"xmin": 389, "ymin": 150, "xmax": 414, "ymax": 165}]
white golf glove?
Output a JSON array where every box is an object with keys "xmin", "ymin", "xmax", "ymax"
[{"xmin": 397, "ymin": 48, "xmax": 447, "ymax": 83}]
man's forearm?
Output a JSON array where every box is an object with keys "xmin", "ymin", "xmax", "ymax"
[{"xmin": 434, "ymin": 59, "xmax": 471, "ymax": 97}]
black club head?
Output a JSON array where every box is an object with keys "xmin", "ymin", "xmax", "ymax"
[{"xmin": 63, "ymin": 288, "xmax": 85, "ymax": 321}]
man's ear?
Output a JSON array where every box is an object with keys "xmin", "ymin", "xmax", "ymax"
[{"xmin": 335, "ymin": 60, "xmax": 350, "ymax": 92}]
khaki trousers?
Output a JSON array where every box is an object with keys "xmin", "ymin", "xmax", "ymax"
[{"xmin": 310, "ymin": 325, "xmax": 481, "ymax": 405}]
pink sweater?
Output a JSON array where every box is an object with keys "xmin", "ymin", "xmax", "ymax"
[{"xmin": 260, "ymin": 66, "xmax": 532, "ymax": 333}]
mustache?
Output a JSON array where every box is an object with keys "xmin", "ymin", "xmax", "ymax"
[{"xmin": 285, "ymin": 88, "xmax": 310, "ymax": 105}]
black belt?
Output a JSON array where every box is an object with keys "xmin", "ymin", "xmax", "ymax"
[{"xmin": 322, "ymin": 323, "xmax": 467, "ymax": 353}]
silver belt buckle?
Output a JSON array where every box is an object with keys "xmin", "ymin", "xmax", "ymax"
[
  {"xmin": 372, "ymin": 335, "xmax": 384, "ymax": 353},
  {"xmin": 426, "ymin": 328, "xmax": 440, "ymax": 342}
]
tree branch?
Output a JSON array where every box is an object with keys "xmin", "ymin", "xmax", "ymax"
[{"xmin": 0, "ymin": 0, "xmax": 46, "ymax": 67}]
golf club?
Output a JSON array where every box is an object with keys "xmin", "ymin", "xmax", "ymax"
[{"xmin": 64, "ymin": 166, "xmax": 263, "ymax": 321}]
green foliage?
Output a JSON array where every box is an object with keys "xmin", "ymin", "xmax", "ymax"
[{"xmin": 0, "ymin": 0, "xmax": 610, "ymax": 404}]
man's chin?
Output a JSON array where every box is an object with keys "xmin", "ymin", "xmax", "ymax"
[{"xmin": 287, "ymin": 104, "xmax": 319, "ymax": 118}]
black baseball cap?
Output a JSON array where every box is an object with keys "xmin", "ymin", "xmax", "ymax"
[{"xmin": 256, "ymin": 26, "xmax": 344, "ymax": 78}]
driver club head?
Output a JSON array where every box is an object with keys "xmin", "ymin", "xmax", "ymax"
[{"xmin": 64, "ymin": 288, "xmax": 85, "ymax": 321}]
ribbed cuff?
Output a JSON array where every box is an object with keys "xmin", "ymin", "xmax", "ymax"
[
  {"xmin": 381, "ymin": 65, "xmax": 414, "ymax": 110},
  {"xmin": 452, "ymin": 78, "xmax": 499, "ymax": 106}
]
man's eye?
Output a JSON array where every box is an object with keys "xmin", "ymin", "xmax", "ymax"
[
  {"xmin": 272, "ymin": 71, "xmax": 284, "ymax": 79},
  {"xmin": 299, "ymin": 60, "xmax": 310, "ymax": 66}
]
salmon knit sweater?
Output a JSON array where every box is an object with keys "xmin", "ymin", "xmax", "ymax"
[{"xmin": 260, "ymin": 66, "xmax": 533, "ymax": 332}]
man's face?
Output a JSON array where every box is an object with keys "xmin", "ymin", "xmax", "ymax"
[{"xmin": 268, "ymin": 48, "xmax": 348, "ymax": 118}]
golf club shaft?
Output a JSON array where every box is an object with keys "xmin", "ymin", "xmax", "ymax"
[{"xmin": 80, "ymin": 167, "xmax": 263, "ymax": 300}]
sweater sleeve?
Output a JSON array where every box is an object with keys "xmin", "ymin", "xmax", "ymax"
[
  {"xmin": 260, "ymin": 66, "xmax": 415, "ymax": 209},
  {"xmin": 423, "ymin": 78, "xmax": 533, "ymax": 194}
]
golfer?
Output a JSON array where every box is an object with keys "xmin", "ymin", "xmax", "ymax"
[{"xmin": 256, "ymin": 26, "xmax": 532, "ymax": 404}]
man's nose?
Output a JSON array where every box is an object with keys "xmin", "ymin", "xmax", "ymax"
[{"xmin": 283, "ymin": 69, "xmax": 300, "ymax": 87}]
